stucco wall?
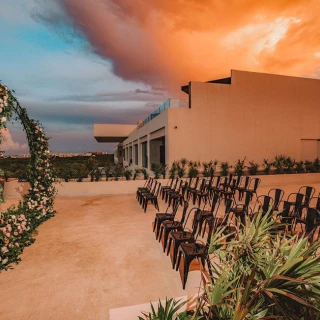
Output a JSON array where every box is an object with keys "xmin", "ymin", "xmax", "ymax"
[{"xmin": 167, "ymin": 70, "xmax": 320, "ymax": 164}]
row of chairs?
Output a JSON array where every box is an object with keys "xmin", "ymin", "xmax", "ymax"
[
  {"xmin": 136, "ymin": 178, "xmax": 161, "ymax": 212},
  {"xmin": 148, "ymin": 180, "xmax": 320, "ymax": 289}
]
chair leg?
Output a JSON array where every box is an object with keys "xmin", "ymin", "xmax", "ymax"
[
  {"xmin": 153, "ymin": 217, "xmax": 158, "ymax": 233},
  {"xmin": 163, "ymin": 228, "xmax": 170, "ymax": 252},
  {"xmin": 172, "ymin": 241, "xmax": 180, "ymax": 269},
  {"xmin": 182, "ymin": 256, "xmax": 192, "ymax": 290},
  {"xmin": 156, "ymin": 220, "xmax": 162, "ymax": 240},
  {"xmin": 158, "ymin": 225, "xmax": 164, "ymax": 243},
  {"xmin": 167, "ymin": 237, "xmax": 172, "ymax": 256},
  {"xmin": 175, "ymin": 249, "xmax": 182, "ymax": 271},
  {"xmin": 144, "ymin": 198, "xmax": 149, "ymax": 213},
  {"xmin": 154, "ymin": 198, "xmax": 159, "ymax": 211}
]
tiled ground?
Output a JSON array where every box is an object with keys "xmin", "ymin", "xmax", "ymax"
[{"xmin": 1, "ymin": 179, "xmax": 320, "ymax": 320}]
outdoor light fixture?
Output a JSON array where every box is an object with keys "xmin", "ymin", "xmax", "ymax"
[{"xmin": 174, "ymin": 126, "xmax": 178, "ymax": 129}]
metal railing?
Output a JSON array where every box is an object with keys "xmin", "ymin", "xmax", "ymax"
[{"xmin": 137, "ymin": 98, "xmax": 187, "ymax": 130}]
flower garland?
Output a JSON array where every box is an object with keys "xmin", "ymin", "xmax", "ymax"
[{"xmin": 0, "ymin": 83, "xmax": 56, "ymax": 271}]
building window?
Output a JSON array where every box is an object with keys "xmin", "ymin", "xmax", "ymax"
[
  {"xmin": 134, "ymin": 144, "xmax": 138, "ymax": 165},
  {"xmin": 141, "ymin": 142, "xmax": 148, "ymax": 168}
]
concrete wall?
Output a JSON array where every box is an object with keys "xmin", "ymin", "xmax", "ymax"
[
  {"xmin": 166, "ymin": 70, "xmax": 320, "ymax": 165},
  {"xmin": 3, "ymin": 174, "xmax": 320, "ymax": 198},
  {"xmin": 122, "ymin": 110, "xmax": 169, "ymax": 169}
]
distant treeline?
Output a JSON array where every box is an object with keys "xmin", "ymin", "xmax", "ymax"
[{"xmin": 0, "ymin": 154, "xmax": 114, "ymax": 181}]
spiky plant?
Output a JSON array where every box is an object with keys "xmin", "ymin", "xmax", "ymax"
[
  {"xmin": 138, "ymin": 298, "xmax": 199, "ymax": 320},
  {"xmin": 197, "ymin": 210, "xmax": 320, "ymax": 319}
]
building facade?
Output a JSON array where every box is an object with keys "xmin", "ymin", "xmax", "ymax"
[{"xmin": 94, "ymin": 70, "xmax": 320, "ymax": 170}]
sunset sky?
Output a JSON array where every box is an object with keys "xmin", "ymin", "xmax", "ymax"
[{"xmin": 1, "ymin": 0, "xmax": 320, "ymax": 154}]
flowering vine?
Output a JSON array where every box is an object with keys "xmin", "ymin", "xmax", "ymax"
[{"xmin": 0, "ymin": 83, "xmax": 56, "ymax": 270}]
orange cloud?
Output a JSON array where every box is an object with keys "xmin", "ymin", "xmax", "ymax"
[{"xmin": 59, "ymin": 0, "xmax": 320, "ymax": 93}]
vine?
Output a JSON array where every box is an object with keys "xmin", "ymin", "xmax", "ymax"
[{"xmin": 0, "ymin": 83, "xmax": 56, "ymax": 270}]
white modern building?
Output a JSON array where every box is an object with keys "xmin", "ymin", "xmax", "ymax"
[{"xmin": 94, "ymin": 70, "xmax": 320, "ymax": 170}]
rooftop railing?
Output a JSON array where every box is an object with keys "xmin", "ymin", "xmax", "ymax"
[{"xmin": 137, "ymin": 98, "xmax": 187, "ymax": 130}]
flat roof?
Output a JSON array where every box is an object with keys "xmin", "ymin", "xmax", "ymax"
[{"xmin": 181, "ymin": 77, "xmax": 231, "ymax": 94}]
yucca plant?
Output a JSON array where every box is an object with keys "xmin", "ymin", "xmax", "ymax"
[
  {"xmin": 234, "ymin": 158, "xmax": 246, "ymax": 176},
  {"xmin": 138, "ymin": 298, "xmax": 196, "ymax": 320},
  {"xmin": 198, "ymin": 210, "xmax": 320, "ymax": 319},
  {"xmin": 169, "ymin": 161, "xmax": 179, "ymax": 179},
  {"xmin": 220, "ymin": 161, "xmax": 230, "ymax": 176},
  {"xmin": 247, "ymin": 160, "xmax": 259, "ymax": 175}
]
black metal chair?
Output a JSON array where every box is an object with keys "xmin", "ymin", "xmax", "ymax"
[
  {"xmin": 236, "ymin": 176, "xmax": 251, "ymax": 201},
  {"xmin": 198, "ymin": 192, "xmax": 221, "ymax": 236},
  {"xmin": 165, "ymin": 179, "xmax": 182, "ymax": 204},
  {"xmin": 153, "ymin": 198, "xmax": 180, "ymax": 239},
  {"xmin": 293, "ymin": 207, "xmax": 320, "ymax": 241},
  {"xmin": 298, "ymin": 186, "xmax": 316, "ymax": 212},
  {"xmin": 166, "ymin": 208, "xmax": 202, "ymax": 269},
  {"xmin": 160, "ymin": 177, "xmax": 175, "ymax": 200},
  {"xmin": 186, "ymin": 177, "xmax": 200, "ymax": 201},
  {"xmin": 158, "ymin": 200, "xmax": 189, "ymax": 252},
  {"xmin": 229, "ymin": 191, "xmax": 253, "ymax": 227},
  {"xmin": 176, "ymin": 217, "xmax": 215, "ymax": 289},
  {"xmin": 287, "ymin": 192, "xmax": 304, "ymax": 217},
  {"xmin": 253, "ymin": 195, "xmax": 273, "ymax": 215},
  {"xmin": 244, "ymin": 177, "xmax": 261, "ymax": 199},
  {"xmin": 136, "ymin": 177, "xmax": 153, "ymax": 201},
  {"xmin": 142, "ymin": 182, "xmax": 161, "ymax": 213},
  {"xmin": 138, "ymin": 179, "xmax": 156, "ymax": 205},
  {"xmin": 163, "ymin": 178, "xmax": 179, "ymax": 201},
  {"xmin": 275, "ymin": 200, "xmax": 295, "ymax": 233},
  {"xmin": 268, "ymin": 188, "xmax": 285, "ymax": 211}
]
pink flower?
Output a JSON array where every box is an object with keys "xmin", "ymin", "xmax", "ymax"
[
  {"xmin": 6, "ymin": 224, "xmax": 12, "ymax": 232},
  {"xmin": 5, "ymin": 232, "xmax": 10, "ymax": 237}
]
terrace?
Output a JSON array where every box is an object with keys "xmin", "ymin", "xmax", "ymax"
[{"xmin": 1, "ymin": 173, "xmax": 320, "ymax": 319}]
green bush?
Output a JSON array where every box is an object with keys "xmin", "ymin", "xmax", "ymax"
[
  {"xmin": 247, "ymin": 160, "xmax": 259, "ymax": 175},
  {"xmin": 141, "ymin": 168, "xmax": 149, "ymax": 180},
  {"xmin": 151, "ymin": 163, "xmax": 163, "ymax": 179},
  {"xmin": 220, "ymin": 161, "xmax": 230, "ymax": 176},
  {"xmin": 124, "ymin": 168, "xmax": 132, "ymax": 180},
  {"xmin": 234, "ymin": 158, "xmax": 246, "ymax": 176}
]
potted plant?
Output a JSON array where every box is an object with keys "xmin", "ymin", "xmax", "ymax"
[
  {"xmin": 220, "ymin": 161, "xmax": 230, "ymax": 176},
  {"xmin": 247, "ymin": 160, "xmax": 259, "ymax": 175}
]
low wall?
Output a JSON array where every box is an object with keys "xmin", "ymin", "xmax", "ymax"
[
  {"xmin": 3, "ymin": 179, "xmax": 168, "ymax": 198},
  {"xmin": 3, "ymin": 173, "xmax": 320, "ymax": 198}
]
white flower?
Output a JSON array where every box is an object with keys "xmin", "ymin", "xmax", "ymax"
[
  {"xmin": 3, "ymin": 101, "xmax": 8, "ymax": 107},
  {"xmin": 2, "ymin": 258, "xmax": 8, "ymax": 265},
  {"xmin": 0, "ymin": 117, "xmax": 6, "ymax": 123},
  {"xmin": 1, "ymin": 246, "xmax": 8, "ymax": 254},
  {"xmin": 0, "ymin": 106, "xmax": 2, "ymax": 112}
]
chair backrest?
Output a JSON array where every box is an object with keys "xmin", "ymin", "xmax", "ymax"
[
  {"xmin": 199, "ymin": 178, "xmax": 206, "ymax": 192},
  {"xmin": 234, "ymin": 175, "xmax": 242, "ymax": 188},
  {"xmin": 287, "ymin": 192, "xmax": 304, "ymax": 208},
  {"xmin": 255, "ymin": 195, "xmax": 273, "ymax": 214},
  {"xmin": 309, "ymin": 196, "xmax": 320, "ymax": 211},
  {"xmin": 305, "ymin": 208, "xmax": 319, "ymax": 235},
  {"xmin": 249, "ymin": 178, "xmax": 261, "ymax": 192},
  {"xmin": 191, "ymin": 208, "xmax": 202, "ymax": 236},
  {"xmin": 144, "ymin": 177, "xmax": 152, "ymax": 188},
  {"xmin": 239, "ymin": 176, "xmax": 251, "ymax": 189},
  {"xmin": 298, "ymin": 186, "xmax": 316, "ymax": 205},
  {"xmin": 214, "ymin": 176, "xmax": 221, "ymax": 188},
  {"xmin": 243, "ymin": 191, "xmax": 253, "ymax": 206},
  {"xmin": 210, "ymin": 192, "xmax": 220, "ymax": 215},
  {"xmin": 268, "ymin": 188, "xmax": 284, "ymax": 211},
  {"xmin": 154, "ymin": 182, "xmax": 161, "ymax": 197},
  {"xmin": 172, "ymin": 178, "xmax": 179, "ymax": 190},
  {"xmin": 228, "ymin": 173, "xmax": 234, "ymax": 186},
  {"xmin": 179, "ymin": 200, "xmax": 189, "ymax": 226}
]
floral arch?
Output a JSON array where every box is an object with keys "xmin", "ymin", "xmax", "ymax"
[{"xmin": 0, "ymin": 83, "xmax": 56, "ymax": 270}]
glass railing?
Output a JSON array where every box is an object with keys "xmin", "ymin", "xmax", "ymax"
[{"xmin": 137, "ymin": 98, "xmax": 187, "ymax": 130}]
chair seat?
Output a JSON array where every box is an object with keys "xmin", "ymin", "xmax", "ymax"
[
  {"xmin": 156, "ymin": 213, "xmax": 173, "ymax": 220},
  {"xmin": 162, "ymin": 220, "xmax": 181, "ymax": 228},
  {"xmin": 180, "ymin": 242, "xmax": 206, "ymax": 255},
  {"xmin": 171, "ymin": 231, "xmax": 193, "ymax": 240}
]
